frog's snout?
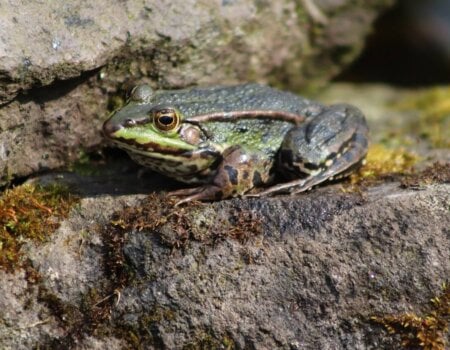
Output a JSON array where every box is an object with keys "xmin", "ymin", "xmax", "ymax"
[{"xmin": 102, "ymin": 118, "xmax": 122, "ymax": 138}]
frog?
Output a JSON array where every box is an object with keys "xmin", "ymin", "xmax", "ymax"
[{"xmin": 103, "ymin": 83, "xmax": 368, "ymax": 204}]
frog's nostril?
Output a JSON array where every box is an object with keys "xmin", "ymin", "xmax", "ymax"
[{"xmin": 124, "ymin": 118, "xmax": 136, "ymax": 127}]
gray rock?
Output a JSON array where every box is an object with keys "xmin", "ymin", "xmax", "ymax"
[
  {"xmin": 1, "ymin": 176, "xmax": 448, "ymax": 348},
  {"xmin": 0, "ymin": 0, "xmax": 394, "ymax": 184},
  {"xmin": 0, "ymin": 269, "xmax": 63, "ymax": 349},
  {"xmin": 112, "ymin": 183, "xmax": 450, "ymax": 349}
]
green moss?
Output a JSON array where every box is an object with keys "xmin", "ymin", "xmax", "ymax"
[
  {"xmin": 143, "ymin": 306, "xmax": 176, "ymax": 324},
  {"xmin": 348, "ymin": 143, "xmax": 420, "ymax": 187},
  {"xmin": 372, "ymin": 282, "xmax": 450, "ymax": 350},
  {"xmin": 107, "ymin": 94, "xmax": 126, "ymax": 113},
  {"xmin": 0, "ymin": 165, "xmax": 14, "ymax": 187},
  {"xmin": 69, "ymin": 150, "xmax": 107, "ymax": 177},
  {"xmin": 222, "ymin": 336, "xmax": 235, "ymax": 349},
  {"xmin": 393, "ymin": 86, "xmax": 450, "ymax": 148},
  {"xmin": 0, "ymin": 183, "xmax": 79, "ymax": 271}
]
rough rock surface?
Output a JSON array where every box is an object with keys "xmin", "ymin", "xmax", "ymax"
[
  {"xmin": 0, "ymin": 178, "xmax": 449, "ymax": 349},
  {"xmin": 0, "ymin": 0, "xmax": 394, "ymax": 184},
  {"xmin": 114, "ymin": 184, "xmax": 450, "ymax": 349}
]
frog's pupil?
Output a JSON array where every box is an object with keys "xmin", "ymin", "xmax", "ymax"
[{"xmin": 159, "ymin": 115, "xmax": 173, "ymax": 125}]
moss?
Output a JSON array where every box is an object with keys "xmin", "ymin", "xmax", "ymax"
[
  {"xmin": 103, "ymin": 306, "xmax": 178, "ymax": 348},
  {"xmin": 69, "ymin": 149, "xmax": 108, "ymax": 177},
  {"xmin": 183, "ymin": 330, "xmax": 232, "ymax": 350},
  {"xmin": 69, "ymin": 150, "xmax": 94, "ymax": 176},
  {"xmin": 109, "ymin": 193, "xmax": 262, "ymax": 249},
  {"xmin": 393, "ymin": 86, "xmax": 450, "ymax": 148},
  {"xmin": 400, "ymin": 162, "xmax": 450, "ymax": 189},
  {"xmin": 0, "ymin": 165, "xmax": 14, "ymax": 187},
  {"xmin": 372, "ymin": 282, "xmax": 450, "ymax": 350},
  {"xmin": 349, "ymin": 143, "xmax": 419, "ymax": 185},
  {"xmin": 222, "ymin": 335, "xmax": 235, "ymax": 349},
  {"xmin": 107, "ymin": 94, "xmax": 126, "ymax": 113},
  {"xmin": 38, "ymin": 284, "xmax": 118, "ymax": 349},
  {"xmin": 182, "ymin": 331, "xmax": 234, "ymax": 350},
  {"xmin": 142, "ymin": 306, "xmax": 176, "ymax": 324},
  {"xmin": 0, "ymin": 183, "xmax": 79, "ymax": 271},
  {"xmin": 138, "ymin": 305, "xmax": 177, "ymax": 341}
]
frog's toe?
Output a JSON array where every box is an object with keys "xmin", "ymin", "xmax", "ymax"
[
  {"xmin": 168, "ymin": 185, "xmax": 225, "ymax": 205},
  {"xmin": 246, "ymin": 179, "xmax": 308, "ymax": 197},
  {"xmin": 168, "ymin": 187, "xmax": 201, "ymax": 197}
]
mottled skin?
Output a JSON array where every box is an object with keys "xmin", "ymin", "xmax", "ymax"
[{"xmin": 103, "ymin": 83, "xmax": 368, "ymax": 204}]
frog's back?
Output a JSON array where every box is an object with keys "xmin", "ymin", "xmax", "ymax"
[{"xmin": 150, "ymin": 84, "xmax": 319, "ymax": 118}]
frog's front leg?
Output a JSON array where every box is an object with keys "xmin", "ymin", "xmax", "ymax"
[
  {"xmin": 253, "ymin": 104, "xmax": 369, "ymax": 197},
  {"xmin": 168, "ymin": 146, "xmax": 272, "ymax": 205}
]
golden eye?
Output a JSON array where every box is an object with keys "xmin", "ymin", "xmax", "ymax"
[{"xmin": 153, "ymin": 108, "xmax": 180, "ymax": 131}]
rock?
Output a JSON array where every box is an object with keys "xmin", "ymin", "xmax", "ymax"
[
  {"xmin": 0, "ymin": 176, "xmax": 449, "ymax": 348},
  {"xmin": 0, "ymin": 0, "xmax": 393, "ymax": 102},
  {"xmin": 111, "ymin": 183, "xmax": 450, "ymax": 349},
  {"xmin": 0, "ymin": 0, "xmax": 394, "ymax": 184}
]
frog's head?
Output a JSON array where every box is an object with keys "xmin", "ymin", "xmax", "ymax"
[{"xmin": 103, "ymin": 84, "xmax": 220, "ymax": 174}]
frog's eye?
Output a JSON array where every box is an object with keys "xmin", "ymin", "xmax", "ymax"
[{"xmin": 153, "ymin": 108, "xmax": 180, "ymax": 131}]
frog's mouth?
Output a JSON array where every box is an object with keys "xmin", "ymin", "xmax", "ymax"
[
  {"xmin": 107, "ymin": 125, "xmax": 196, "ymax": 153},
  {"xmin": 105, "ymin": 126, "xmax": 221, "ymax": 168}
]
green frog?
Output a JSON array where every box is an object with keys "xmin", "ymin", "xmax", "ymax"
[{"xmin": 103, "ymin": 83, "xmax": 368, "ymax": 204}]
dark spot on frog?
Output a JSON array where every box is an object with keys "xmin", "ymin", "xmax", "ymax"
[
  {"xmin": 252, "ymin": 171, "xmax": 263, "ymax": 186},
  {"xmin": 243, "ymin": 170, "xmax": 249, "ymax": 180},
  {"xmin": 325, "ymin": 152, "xmax": 337, "ymax": 162},
  {"xmin": 188, "ymin": 165, "xmax": 199, "ymax": 173},
  {"xmin": 303, "ymin": 162, "xmax": 320, "ymax": 171},
  {"xmin": 224, "ymin": 165, "xmax": 239, "ymax": 185},
  {"xmin": 200, "ymin": 149, "xmax": 220, "ymax": 159},
  {"xmin": 279, "ymin": 149, "xmax": 294, "ymax": 166}
]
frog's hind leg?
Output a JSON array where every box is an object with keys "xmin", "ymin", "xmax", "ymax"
[{"xmin": 251, "ymin": 104, "xmax": 369, "ymax": 197}]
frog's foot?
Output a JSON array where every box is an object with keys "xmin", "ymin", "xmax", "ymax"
[
  {"xmin": 251, "ymin": 143, "xmax": 367, "ymax": 197},
  {"xmin": 168, "ymin": 185, "xmax": 225, "ymax": 206}
]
